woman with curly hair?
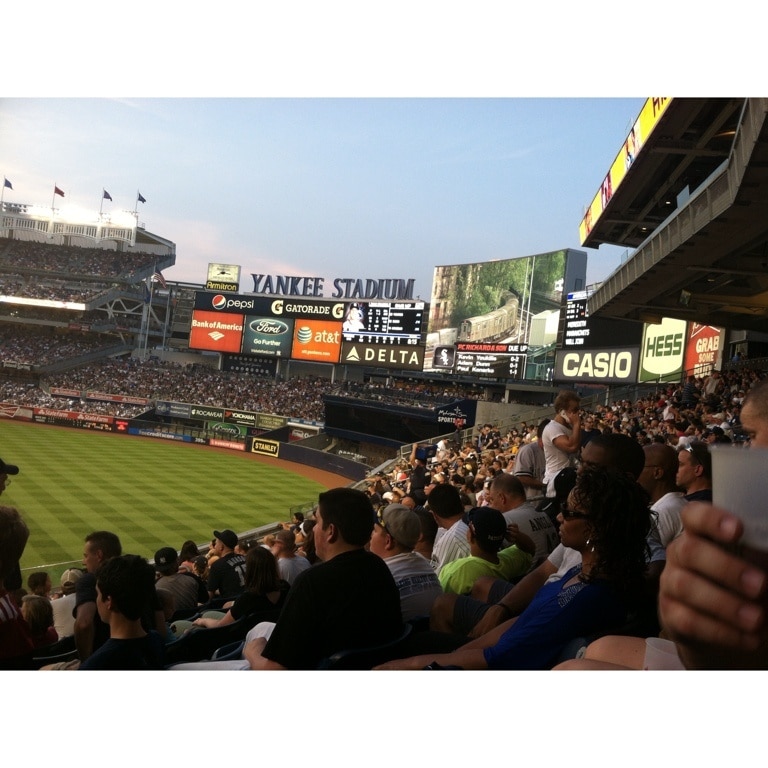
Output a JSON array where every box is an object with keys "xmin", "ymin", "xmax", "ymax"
[{"xmin": 377, "ymin": 467, "xmax": 651, "ymax": 670}]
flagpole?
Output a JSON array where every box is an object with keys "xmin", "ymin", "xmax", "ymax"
[{"xmin": 100, "ymin": 190, "xmax": 104, "ymax": 217}]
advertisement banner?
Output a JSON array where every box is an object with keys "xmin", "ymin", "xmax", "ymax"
[
  {"xmin": 435, "ymin": 400, "xmax": 478, "ymax": 430},
  {"xmin": 639, "ymin": 317, "xmax": 687, "ymax": 383},
  {"xmin": 555, "ymin": 347, "xmax": 640, "ymax": 384},
  {"xmin": 85, "ymin": 392, "xmax": 150, "ymax": 406},
  {"xmin": 155, "ymin": 401, "xmax": 192, "ymax": 419},
  {"xmin": 257, "ymin": 414, "xmax": 288, "ymax": 430},
  {"xmin": 206, "ymin": 263, "xmax": 241, "ymax": 293},
  {"xmin": 209, "ymin": 438, "xmax": 246, "ymax": 451},
  {"xmin": 242, "ymin": 315, "xmax": 294, "ymax": 357},
  {"xmin": 579, "ymin": 97, "xmax": 672, "ymax": 244},
  {"xmin": 290, "ymin": 319, "xmax": 342, "ymax": 363},
  {"xmin": 684, "ymin": 323, "xmax": 725, "ymax": 376},
  {"xmin": 223, "ymin": 409, "xmax": 259, "ymax": 427},
  {"xmin": 190, "ymin": 405, "xmax": 226, "ymax": 421},
  {"xmin": 207, "ymin": 421, "xmax": 248, "ymax": 439},
  {"xmin": 251, "ymin": 437, "xmax": 280, "ymax": 457},
  {"xmin": 0, "ymin": 403, "xmax": 34, "ymax": 421},
  {"xmin": 189, "ymin": 310, "xmax": 244, "ymax": 353},
  {"xmin": 32, "ymin": 408, "xmax": 114, "ymax": 430},
  {"xmin": 340, "ymin": 341, "xmax": 425, "ymax": 371}
]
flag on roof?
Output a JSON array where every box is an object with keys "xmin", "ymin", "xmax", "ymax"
[
  {"xmin": 3, "ymin": 178, "xmax": 12, "ymax": 190},
  {"xmin": 54, "ymin": 185, "xmax": 65, "ymax": 197},
  {"xmin": 137, "ymin": 192, "xmax": 146, "ymax": 204},
  {"xmin": 151, "ymin": 270, "xmax": 167, "ymax": 289},
  {"xmin": 103, "ymin": 189, "xmax": 112, "ymax": 201}
]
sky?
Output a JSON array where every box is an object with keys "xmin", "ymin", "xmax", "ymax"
[{"xmin": 2, "ymin": 97, "xmax": 644, "ymax": 299}]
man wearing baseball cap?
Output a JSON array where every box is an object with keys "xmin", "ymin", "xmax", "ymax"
[
  {"xmin": 51, "ymin": 568, "xmax": 84, "ymax": 639},
  {"xmin": 154, "ymin": 547, "xmax": 206, "ymax": 611},
  {"xmin": 0, "ymin": 457, "xmax": 19, "ymax": 491},
  {"xmin": 438, "ymin": 507, "xmax": 533, "ymax": 596},
  {"xmin": 369, "ymin": 504, "xmax": 442, "ymax": 621},
  {"xmin": 207, "ymin": 529, "xmax": 246, "ymax": 600}
]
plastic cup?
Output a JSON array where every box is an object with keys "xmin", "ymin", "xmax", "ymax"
[
  {"xmin": 710, "ymin": 445, "xmax": 768, "ymax": 570},
  {"xmin": 643, "ymin": 637, "xmax": 684, "ymax": 670}
]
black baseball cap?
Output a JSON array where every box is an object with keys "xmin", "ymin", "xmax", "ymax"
[
  {"xmin": 0, "ymin": 458, "xmax": 19, "ymax": 475},
  {"xmin": 213, "ymin": 529, "xmax": 238, "ymax": 549}
]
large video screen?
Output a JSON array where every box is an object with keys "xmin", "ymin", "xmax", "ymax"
[
  {"xmin": 188, "ymin": 292, "xmax": 427, "ymax": 370},
  {"xmin": 426, "ymin": 249, "xmax": 584, "ymax": 380}
]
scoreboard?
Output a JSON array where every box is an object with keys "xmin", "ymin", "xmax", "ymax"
[
  {"xmin": 454, "ymin": 342, "xmax": 529, "ymax": 380},
  {"xmin": 563, "ymin": 291, "xmax": 590, "ymax": 347},
  {"xmin": 342, "ymin": 301, "xmax": 425, "ymax": 345},
  {"xmin": 563, "ymin": 291, "xmax": 642, "ymax": 349},
  {"xmin": 188, "ymin": 292, "xmax": 428, "ymax": 370}
]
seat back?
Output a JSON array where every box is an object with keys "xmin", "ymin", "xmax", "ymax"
[
  {"xmin": 31, "ymin": 647, "xmax": 80, "ymax": 669},
  {"xmin": 211, "ymin": 640, "xmax": 245, "ymax": 661},
  {"xmin": 164, "ymin": 617, "xmax": 249, "ymax": 666},
  {"xmin": 317, "ymin": 624, "xmax": 413, "ymax": 670}
]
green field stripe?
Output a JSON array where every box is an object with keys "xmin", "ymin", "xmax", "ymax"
[{"xmin": 0, "ymin": 419, "xmax": 332, "ymax": 582}]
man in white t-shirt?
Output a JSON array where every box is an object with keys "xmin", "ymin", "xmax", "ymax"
[
  {"xmin": 427, "ymin": 483, "xmax": 470, "ymax": 575},
  {"xmin": 542, "ymin": 390, "xmax": 582, "ymax": 497},
  {"xmin": 637, "ymin": 443, "xmax": 686, "ymax": 547},
  {"xmin": 369, "ymin": 504, "xmax": 442, "ymax": 621},
  {"xmin": 51, "ymin": 568, "xmax": 83, "ymax": 639}
]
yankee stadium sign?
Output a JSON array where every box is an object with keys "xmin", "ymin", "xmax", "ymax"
[{"xmin": 251, "ymin": 274, "xmax": 415, "ymax": 300}]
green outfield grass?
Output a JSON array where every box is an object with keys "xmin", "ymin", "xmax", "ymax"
[{"xmin": 0, "ymin": 420, "xmax": 329, "ymax": 583}]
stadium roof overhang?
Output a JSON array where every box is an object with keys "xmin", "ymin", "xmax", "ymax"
[
  {"xmin": 135, "ymin": 227, "xmax": 175, "ymax": 252},
  {"xmin": 584, "ymin": 98, "xmax": 768, "ymax": 334}
]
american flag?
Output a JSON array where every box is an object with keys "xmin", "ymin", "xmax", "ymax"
[{"xmin": 151, "ymin": 270, "xmax": 167, "ymax": 289}]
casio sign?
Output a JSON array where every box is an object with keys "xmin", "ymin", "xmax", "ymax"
[{"xmin": 562, "ymin": 351, "xmax": 634, "ymax": 379}]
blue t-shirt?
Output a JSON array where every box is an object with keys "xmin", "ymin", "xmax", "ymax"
[{"xmin": 483, "ymin": 566, "xmax": 627, "ymax": 670}]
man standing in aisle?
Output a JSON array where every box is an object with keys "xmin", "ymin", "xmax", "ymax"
[{"xmin": 542, "ymin": 391, "xmax": 582, "ymax": 498}]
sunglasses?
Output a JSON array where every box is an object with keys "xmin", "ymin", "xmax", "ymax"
[{"xmin": 561, "ymin": 506, "xmax": 590, "ymax": 521}]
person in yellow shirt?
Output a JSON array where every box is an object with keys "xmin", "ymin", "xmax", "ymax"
[{"xmin": 438, "ymin": 507, "xmax": 533, "ymax": 595}]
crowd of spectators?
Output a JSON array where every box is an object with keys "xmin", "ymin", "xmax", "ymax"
[
  {"xmin": 2, "ymin": 362, "xmax": 768, "ymax": 671},
  {"xmin": 0, "ymin": 327, "xmax": 121, "ymax": 367},
  {"xmin": 0, "ymin": 357, "xmax": 332, "ymax": 421},
  {"xmin": 333, "ymin": 379, "xmax": 485, "ymax": 408},
  {"xmin": 0, "ymin": 238, "xmax": 156, "ymax": 280},
  {"xmin": 0, "ymin": 273, "xmax": 107, "ymax": 304}
]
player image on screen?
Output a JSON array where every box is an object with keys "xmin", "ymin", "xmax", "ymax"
[{"xmin": 342, "ymin": 303, "xmax": 366, "ymax": 332}]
